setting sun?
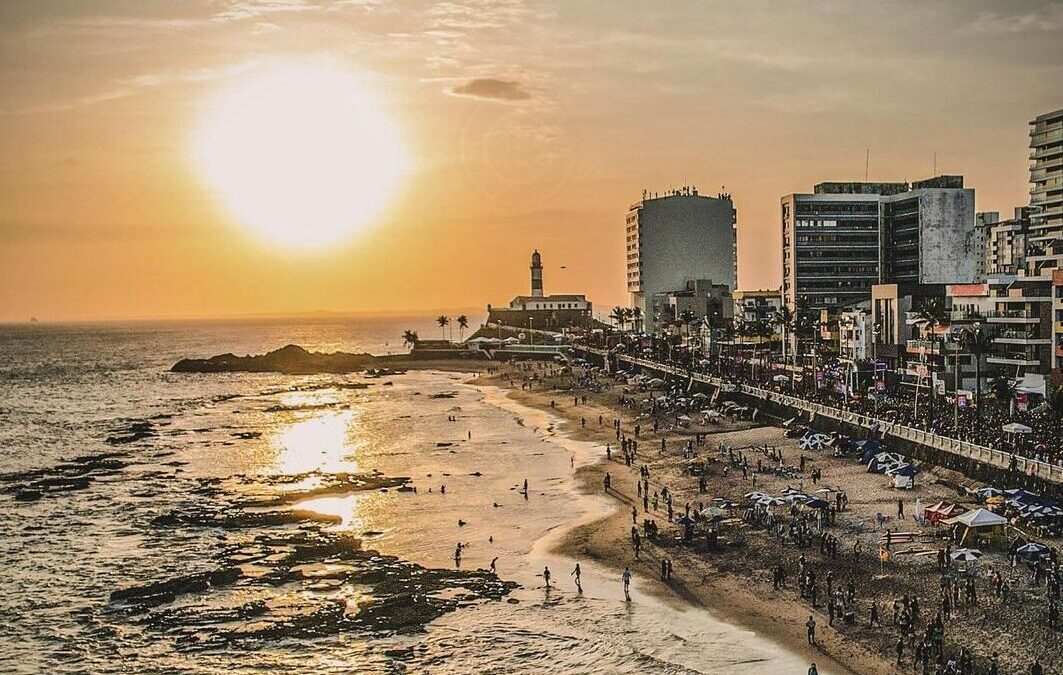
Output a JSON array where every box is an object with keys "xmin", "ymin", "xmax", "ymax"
[{"xmin": 192, "ymin": 63, "xmax": 410, "ymax": 250}]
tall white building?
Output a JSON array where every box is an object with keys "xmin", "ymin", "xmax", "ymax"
[{"xmin": 626, "ymin": 187, "xmax": 737, "ymax": 333}]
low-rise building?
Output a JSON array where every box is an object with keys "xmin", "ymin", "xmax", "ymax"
[{"xmin": 733, "ymin": 288, "xmax": 782, "ymax": 325}]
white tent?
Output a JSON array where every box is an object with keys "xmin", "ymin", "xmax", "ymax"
[
  {"xmin": 1002, "ymin": 422, "xmax": 1033, "ymax": 434},
  {"xmin": 945, "ymin": 508, "xmax": 1007, "ymax": 528},
  {"xmin": 944, "ymin": 507, "xmax": 1008, "ymax": 545}
]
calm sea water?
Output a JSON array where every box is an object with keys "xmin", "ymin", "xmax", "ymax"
[{"xmin": 0, "ymin": 318, "xmax": 813, "ymax": 674}]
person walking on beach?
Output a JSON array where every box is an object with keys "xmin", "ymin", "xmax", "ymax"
[
  {"xmin": 604, "ymin": 472, "xmax": 611, "ymax": 492},
  {"xmin": 571, "ymin": 563, "xmax": 582, "ymax": 592},
  {"xmin": 490, "ymin": 557, "xmax": 498, "ymax": 574},
  {"xmin": 622, "ymin": 567, "xmax": 632, "ymax": 600},
  {"xmin": 542, "ymin": 565, "xmax": 552, "ymax": 589},
  {"xmin": 897, "ymin": 498, "xmax": 904, "ymax": 519},
  {"xmin": 806, "ymin": 615, "xmax": 817, "ymax": 645},
  {"xmin": 522, "ymin": 479, "xmax": 528, "ymax": 498}
]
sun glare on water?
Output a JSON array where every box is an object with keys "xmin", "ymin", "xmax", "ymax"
[{"xmin": 193, "ymin": 63, "xmax": 410, "ymax": 250}]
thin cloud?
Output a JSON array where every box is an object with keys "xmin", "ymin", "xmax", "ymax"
[
  {"xmin": 449, "ymin": 77, "xmax": 530, "ymax": 101},
  {"xmin": 968, "ymin": 3, "xmax": 1063, "ymax": 33}
]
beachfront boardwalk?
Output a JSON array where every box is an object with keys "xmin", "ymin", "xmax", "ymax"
[{"xmin": 575, "ymin": 347, "xmax": 1063, "ymax": 486}]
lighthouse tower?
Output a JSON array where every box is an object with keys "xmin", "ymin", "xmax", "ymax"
[{"xmin": 530, "ymin": 250, "xmax": 544, "ymax": 297}]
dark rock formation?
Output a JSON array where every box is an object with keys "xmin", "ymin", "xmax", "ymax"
[{"xmin": 171, "ymin": 345, "xmax": 377, "ymax": 375}]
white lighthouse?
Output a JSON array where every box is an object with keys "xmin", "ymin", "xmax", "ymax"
[{"xmin": 530, "ymin": 250, "xmax": 544, "ymax": 298}]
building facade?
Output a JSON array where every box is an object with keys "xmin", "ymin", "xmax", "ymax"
[
  {"xmin": 982, "ymin": 208, "xmax": 1031, "ymax": 277},
  {"xmin": 627, "ymin": 187, "xmax": 737, "ymax": 332},
  {"xmin": 733, "ymin": 288, "xmax": 782, "ymax": 325},
  {"xmin": 654, "ymin": 279, "xmax": 734, "ymax": 327},
  {"xmin": 1028, "ymin": 109, "xmax": 1062, "ymax": 379},
  {"xmin": 782, "ymin": 177, "xmax": 977, "ymax": 312}
]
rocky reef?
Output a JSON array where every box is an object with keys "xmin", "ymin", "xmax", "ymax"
[
  {"xmin": 171, "ymin": 344, "xmax": 378, "ymax": 375},
  {"xmin": 111, "ymin": 529, "xmax": 516, "ymax": 649}
]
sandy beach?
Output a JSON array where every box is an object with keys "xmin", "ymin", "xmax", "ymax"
[{"xmin": 478, "ymin": 361, "xmax": 1062, "ymax": 675}]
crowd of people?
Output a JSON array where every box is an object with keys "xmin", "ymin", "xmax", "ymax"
[
  {"xmin": 508, "ymin": 357, "xmax": 1061, "ymax": 675},
  {"xmin": 576, "ymin": 333, "xmax": 1063, "ymax": 467}
]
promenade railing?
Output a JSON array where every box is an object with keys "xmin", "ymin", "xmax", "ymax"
[{"xmin": 574, "ymin": 347, "xmax": 1063, "ymax": 484}]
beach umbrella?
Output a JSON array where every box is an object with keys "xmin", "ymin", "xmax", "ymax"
[
  {"xmin": 700, "ymin": 506, "xmax": 727, "ymax": 518},
  {"xmin": 757, "ymin": 496, "xmax": 786, "ymax": 507},
  {"xmin": 1016, "ymin": 543, "xmax": 1049, "ymax": 557},
  {"xmin": 950, "ymin": 549, "xmax": 982, "ymax": 563},
  {"xmin": 781, "ymin": 487, "xmax": 803, "ymax": 495},
  {"xmin": 886, "ymin": 463, "xmax": 920, "ymax": 477},
  {"xmin": 815, "ymin": 487, "xmax": 835, "ymax": 494},
  {"xmin": 677, "ymin": 415, "xmax": 691, "ymax": 422},
  {"xmin": 976, "ymin": 487, "xmax": 1003, "ymax": 500},
  {"xmin": 1002, "ymin": 422, "xmax": 1033, "ymax": 434},
  {"xmin": 805, "ymin": 498, "xmax": 830, "ymax": 510},
  {"xmin": 676, "ymin": 515, "xmax": 696, "ymax": 526},
  {"xmin": 704, "ymin": 410, "xmax": 722, "ymax": 418},
  {"xmin": 744, "ymin": 491, "xmax": 767, "ymax": 501}
]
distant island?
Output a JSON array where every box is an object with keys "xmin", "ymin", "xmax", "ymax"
[
  {"xmin": 170, "ymin": 342, "xmax": 488, "ymax": 375},
  {"xmin": 171, "ymin": 344, "xmax": 378, "ymax": 374}
]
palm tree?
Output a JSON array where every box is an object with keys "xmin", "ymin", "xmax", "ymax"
[
  {"xmin": 954, "ymin": 324, "xmax": 994, "ymax": 426},
  {"xmin": 910, "ymin": 298, "xmax": 950, "ymax": 414},
  {"xmin": 771, "ymin": 305, "xmax": 796, "ymax": 364},
  {"xmin": 609, "ymin": 306, "xmax": 627, "ymax": 331},
  {"xmin": 1049, "ymin": 385, "xmax": 1063, "ymax": 417},
  {"xmin": 402, "ymin": 330, "xmax": 419, "ymax": 349},
  {"xmin": 436, "ymin": 315, "xmax": 450, "ymax": 340},
  {"xmin": 630, "ymin": 306, "xmax": 643, "ymax": 333},
  {"xmin": 456, "ymin": 315, "xmax": 469, "ymax": 341},
  {"xmin": 989, "ymin": 375, "xmax": 1018, "ymax": 417}
]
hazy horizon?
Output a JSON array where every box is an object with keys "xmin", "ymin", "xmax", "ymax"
[{"xmin": 2, "ymin": 0, "xmax": 1062, "ymax": 322}]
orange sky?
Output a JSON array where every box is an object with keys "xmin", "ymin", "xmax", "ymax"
[{"xmin": 1, "ymin": 0, "xmax": 1061, "ymax": 322}]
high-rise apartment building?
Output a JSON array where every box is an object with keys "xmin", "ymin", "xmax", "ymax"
[
  {"xmin": 1028, "ymin": 109, "xmax": 1062, "ymax": 376},
  {"xmin": 781, "ymin": 177, "xmax": 977, "ymax": 312},
  {"xmin": 626, "ymin": 187, "xmax": 737, "ymax": 333}
]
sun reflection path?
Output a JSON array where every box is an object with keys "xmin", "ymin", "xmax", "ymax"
[{"xmin": 272, "ymin": 410, "xmax": 363, "ymax": 475}]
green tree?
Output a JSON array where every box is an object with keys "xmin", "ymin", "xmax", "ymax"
[
  {"xmin": 954, "ymin": 325, "xmax": 994, "ymax": 425},
  {"xmin": 456, "ymin": 315, "xmax": 469, "ymax": 341},
  {"xmin": 630, "ymin": 306, "xmax": 643, "ymax": 333},
  {"xmin": 910, "ymin": 298, "xmax": 951, "ymax": 413},
  {"xmin": 1049, "ymin": 385, "xmax": 1063, "ymax": 416},
  {"xmin": 436, "ymin": 315, "xmax": 450, "ymax": 340}
]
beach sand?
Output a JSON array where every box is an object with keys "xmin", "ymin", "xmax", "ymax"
[{"xmin": 477, "ymin": 362, "xmax": 1061, "ymax": 675}]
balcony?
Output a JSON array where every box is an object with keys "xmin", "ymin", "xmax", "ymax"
[
  {"xmin": 981, "ymin": 310, "xmax": 1040, "ymax": 323},
  {"xmin": 987, "ymin": 355, "xmax": 1042, "ymax": 367},
  {"xmin": 906, "ymin": 339, "xmax": 954, "ymax": 354},
  {"xmin": 994, "ymin": 336, "xmax": 1051, "ymax": 345}
]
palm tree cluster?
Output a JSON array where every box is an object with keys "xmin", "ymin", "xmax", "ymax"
[{"xmin": 432, "ymin": 315, "xmax": 470, "ymax": 342}]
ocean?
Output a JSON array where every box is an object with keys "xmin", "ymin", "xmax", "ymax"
[{"xmin": 0, "ymin": 318, "xmax": 812, "ymax": 674}]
